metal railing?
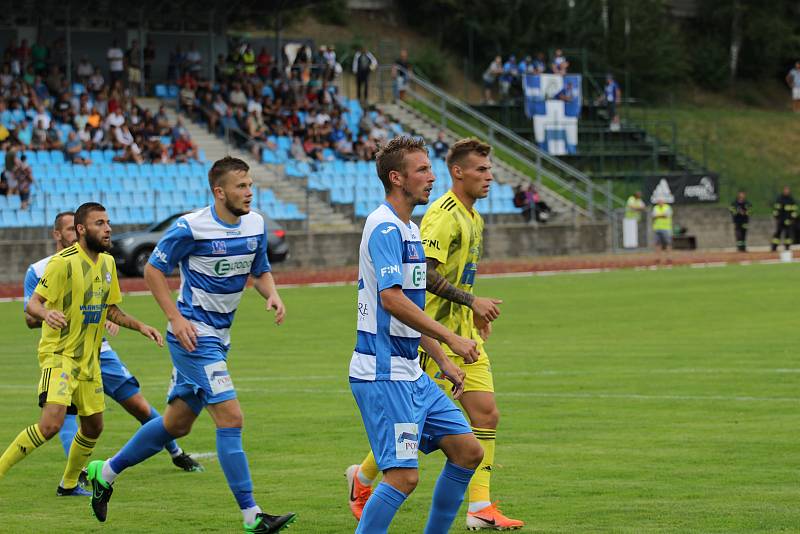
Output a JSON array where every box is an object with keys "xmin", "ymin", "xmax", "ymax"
[{"xmin": 374, "ymin": 66, "xmax": 625, "ymax": 218}]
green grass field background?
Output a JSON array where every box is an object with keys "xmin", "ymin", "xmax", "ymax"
[{"xmin": 1, "ymin": 264, "xmax": 798, "ymax": 532}]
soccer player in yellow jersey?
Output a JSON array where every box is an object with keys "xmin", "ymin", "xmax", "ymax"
[
  {"xmin": 0, "ymin": 202, "xmax": 163, "ymax": 494},
  {"xmin": 347, "ymin": 138, "xmax": 524, "ymax": 530}
]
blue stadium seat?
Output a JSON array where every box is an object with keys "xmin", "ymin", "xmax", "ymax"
[
  {"xmin": 155, "ymin": 85, "xmax": 168, "ymax": 98},
  {"xmin": 262, "ymin": 150, "xmax": 278, "ymax": 164}
]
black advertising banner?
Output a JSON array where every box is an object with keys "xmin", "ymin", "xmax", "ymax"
[{"xmin": 643, "ymin": 174, "xmax": 720, "ymax": 204}]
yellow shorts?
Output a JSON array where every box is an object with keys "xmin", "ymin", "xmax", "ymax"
[
  {"xmin": 37, "ymin": 364, "xmax": 105, "ymax": 417},
  {"xmin": 419, "ymin": 344, "xmax": 494, "ymax": 394}
]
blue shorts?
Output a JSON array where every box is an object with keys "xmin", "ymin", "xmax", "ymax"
[
  {"xmin": 166, "ymin": 335, "xmax": 237, "ymax": 415},
  {"xmin": 100, "ymin": 349, "xmax": 140, "ymax": 403},
  {"xmin": 350, "ymin": 373, "xmax": 471, "ymax": 471}
]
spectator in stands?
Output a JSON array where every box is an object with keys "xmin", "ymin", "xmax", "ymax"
[
  {"xmin": 352, "ymin": 46, "xmax": 377, "ymax": 102},
  {"xmin": 64, "ymin": 131, "xmax": 91, "ymax": 165},
  {"xmin": 532, "ymin": 186, "xmax": 551, "ymax": 222},
  {"xmin": 786, "ymin": 60, "xmax": 800, "ymax": 113},
  {"xmin": 167, "ymin": 45, "xmax": 183, "ymax": 82},
  {"xmin": 392, "ymin": 49, "xmax": 412, "ymax": 101},
  {"xmin": 432, "ymin": 130, "xmax": 449, "ymax": 159},
  {"xmin": 31, "ymin": 39, "xmax": 47, "ymax": 75},
  {"xmin": 229, "ymin": 82, "xmax": 247, "ymax": 107},
  {"xmin": 257, "ymin": 47, "xmax": 272, "ymax": 81},
  {"xmin": 16, "ymin": 155, "xmax": 32, "ymax": 210},
  {"xmin": 482, "ymin": 56, "xmax": 503, "ymax": 104},
  {"xmin": 144, "ymin": 38, "xmax": 156, "ymax": 83},
  {"xmin": 126, "ymin": 39, "xmax": 143, "ymax": 96},
  {"xmin": 45, "ymin": 123, "xmax": 62, "ymax": 150},
  {"xmin": 602, "ymin": 74, "xmax": 622, "ymax": 130},
  {"xmin": 186, "ymin": 42, "xmax": 203, "ymax": 76},
  {"xmin": 154, "ymin": 105, "xmax": 171, "ymax": 135},
  {"xmin": 242, "ymin": 44, "xmax": 256, "ymax": 79},
  {"xmin": 514, "ymin": 183, "xmax": 533, "ymax": 222},
  {"xmin": 503, "ymin": 54, "xmax": 519, "ymax": 88},
  {"xmin": 107, "ymin": 39, "xmax": 125, "ymax": 85},
  {"xmin": 517, "ymin": 55, "xmax": 529, "ymax": 77},
  {"xmin": 555, "ymin": 82, "xmax": 575, "ymax": 102},
  {"xmin": 180, "ymin": 80, "xmax": 196, "ymax": 113},
  {"xmin": 31, "ymin": 119, "xmax": 47, "ymax": 149},
  {"xmin": 323, "ymin": 45, "xmax": 338, "ymax": 82},
  {"xmin": 76, "ymin": 56, "xmax": 94, "ymax": 86},
  {"xmin": 551, "ymin": 49, "xmax": 569, "ymax": 75},
  {"xmin": 172, "ymin": 131, "xmax": 198, "ymax": 162},
  {"xmin": 88, "ymin": 67, "xmax": 105, "ymax": 96}
]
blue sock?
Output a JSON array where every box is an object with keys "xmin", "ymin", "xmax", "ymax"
[
  {"xmin": 424, "ymin": 461, "xmax": 475, "ymax": 534},
  {"xmin": 143, "ymin": 407, "xmax": 180, "ymax": 456},
  {"xmin": 109, "ymin": 417, "xmax": 175, "ymax": 474},
  {"xmin": 356, "ymin": 482, "xmax": 408, "ymax": 534},
  {"xmin": 59, "ymin": 414, "xmax": 78, "ymax": 457},
  {"xmin": 216, "ymin": 427, "xmax": 256, "ymax": 510}
]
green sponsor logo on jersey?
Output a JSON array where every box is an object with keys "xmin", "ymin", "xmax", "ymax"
[
  {"xmin": 412, "ymin": 265, "xmax": 424, "ymax": 287},
  {"xmin": 214, "ymin": 258, "xmax": 253, "ymax": 276}
]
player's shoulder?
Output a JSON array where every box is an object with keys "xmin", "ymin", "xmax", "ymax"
[
  {"xmin": 429, "ymin": 191, "xmax": 459, "ymax": 214},
  {"xmin": 57, "ymin": 244, "xmax": 79, "ymax": 259},
  {"xmin": 364, "ymin": 203, "xmax": 400, "ymax": 236},
  {"xmin": 29, "ymin": 255, "xmax": 54, "ymax": 278}
]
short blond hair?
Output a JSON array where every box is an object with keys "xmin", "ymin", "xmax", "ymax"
[
  {"xmin": 446, "ymin": 138, "xmax": 491, "ymax": 168},
  {"xmin": 375, "ymin": 136, "xmax": 428, "ymax": 194}
]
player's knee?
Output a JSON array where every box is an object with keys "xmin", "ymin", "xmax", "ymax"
[
  {"xmin": 485, "ymin": 406, "xmax": 500, "ymax": 429},
  {"xmin": 38, "ymin": 421, "xmax": 62, "ymax": 440},
  {"xmin": 463, "ymin": 438, "xmax": 485, "ymax": 470},
  {"xmin": 396, "ymin": 471, "xmax": 419, "ymax": 494},
  {"xmin": 164, "ymin": 419, "xmax": 193, "ymax": 438}
]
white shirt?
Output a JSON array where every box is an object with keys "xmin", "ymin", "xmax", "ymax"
[{"xmin": 107, "ymin": 47, "xmax": 124, "ymax": 72}]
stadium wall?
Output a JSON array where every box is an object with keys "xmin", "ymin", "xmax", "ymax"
[
  {"xmin": 673, "ymin": 206, "xmax": 775, "ymax": 250},
  {"xmin": 0, "ymin": 223, "xmax": 610, "ymax": 283}
]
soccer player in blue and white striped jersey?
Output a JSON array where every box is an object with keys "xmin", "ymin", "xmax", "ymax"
[
  {"xmin": 349, "ymin": 136, "xmax": 484, "ymax": 534},
  {"xmin": 86, "ymin": 157, "xmax": 295, "ymax": 533}
]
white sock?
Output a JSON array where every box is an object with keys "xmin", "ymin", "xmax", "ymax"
[
  {"xmin": 101, "ymin": 460, "xmax": 119, "ymax": 485},
  {"xmin": 169, "ymin": 447, "xmax": 183, "ymax": 459},
  {"xmin": 357, "ymin": 470, "xmax": 374, "ymax": 486},
  {"xmin": 242, "ymin": 505, "xmax": 262, "ymax": 525},
  {"xmin": 468, "ymin": 501, "xmax": 492, "ymax": 513}
]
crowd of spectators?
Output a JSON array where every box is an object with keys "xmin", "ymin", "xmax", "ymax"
[
  {"xmin": 482, "ymin": 49, "xmax": 571, "ymax": 104},
  {"xmin": 0, "ymin": 37, "xmax": 202, "ymax": 208},
  {"xmin": 181, "ymin": 40, "xmax": 406, "ymax": 165}
]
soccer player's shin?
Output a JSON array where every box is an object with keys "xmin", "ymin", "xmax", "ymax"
[
  {"xmin": 61, "ymin": 430, "xmax": 97, "ymax": 488},
  {"xmin": 59, "ymin": 414, "xmax": 79, "ymax": 457},
  {"xmin": 468, "ymin": 427, "xmax": 496, "ymax": 510},
  {"xmin": 356, "ymin": 482, "xmax": 407, "ymax": 534},
  {"xmin": 143, "ymin": 406, "xmax": 181, "ymax": 456},
  {"xmin": 359, "ymin": 450, "xmax": 379, "ymax": 484},
  {"xmin": 424, "ymin": 461, "xmax": 475, "ymax": 534},
  {"xmin": 216, "ymin": 428, "xmax": 260, "ymax": 524},
  {"xmin": 108, "ymin": 416, "xmax": 175, "ymax": 477},
  {"xmin": 0, "ymin": 424, "xmax": 47, "ymax": 477}
]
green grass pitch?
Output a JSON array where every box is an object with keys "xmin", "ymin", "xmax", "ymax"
[{"xmin": 0, "ymin": 263, "xmax": 798, "ymax": 532}]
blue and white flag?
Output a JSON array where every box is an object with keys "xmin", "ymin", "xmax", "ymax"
[{"xmin": 523, "ymin": 74, "xmax": 581, "ymax": 155}]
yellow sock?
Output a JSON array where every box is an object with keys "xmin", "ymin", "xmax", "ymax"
[
  {"xmin": 469, "ymin": 427, "xmax": 496, "ymax": 504},
  {"xmin": 359, "ymin": 450, "xmax": 379, "ymax": 482},
  {"xmin": 0, "ymin": 424, "xmax": 47, "ymax": 477},
  {"xmin": 61, "ymin": 430, "xmax": 97, "ymax": 488}
]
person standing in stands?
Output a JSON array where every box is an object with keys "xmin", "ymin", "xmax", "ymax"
[
  {"xmin": 729, "ymin": 191, "xmax": 751, "ymax": 252},
  {"xmin": 771, "ymin": 185, "xmax": 797, "ymax": 252},
  {"xmin": 352, "ymin": 46, "xmax": 378, "ymax": 103}
]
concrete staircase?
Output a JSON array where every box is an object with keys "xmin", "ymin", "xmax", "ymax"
[
  {"xmin": 377, "ymin": 101, "xmax": 586, "ymax": 222},
  {"xmin": 137, "ymin": 98, "xmax": 357, "ymax": 231}
]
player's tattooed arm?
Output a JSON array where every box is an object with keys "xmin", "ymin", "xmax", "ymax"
[
  {"xmin": 425, "ymin": 258, "xmax": 475, "ymax": 307},
  {"xmin": 106, "ymin": 304, "xmax": 140, "ymax": 330},
  {"xmin": 107, "ymin": 305, "xmax": 164, "ymax": 346}
]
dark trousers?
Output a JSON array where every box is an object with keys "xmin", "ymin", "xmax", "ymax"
[
  {"xmin": 734, "ymin": 223, "xmax": 747, "ymax": 251},
  {"xmin": 772, "ymin": 220, "xmax": 793, "ymax": 250},
  {"xmin": 356, "ymin": 73, "xmax": 370, "ymax": 101}
]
